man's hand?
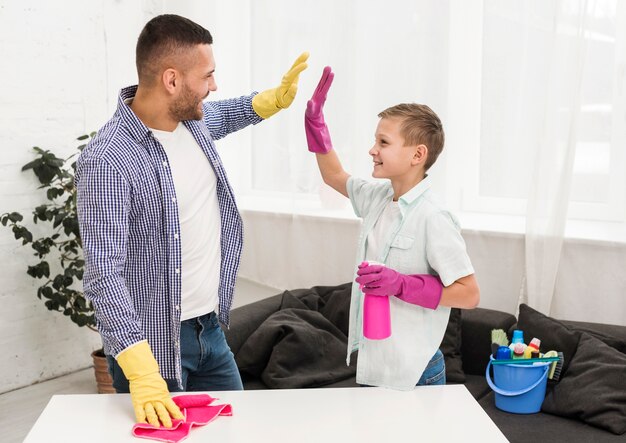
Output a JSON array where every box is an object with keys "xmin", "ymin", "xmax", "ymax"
[
  {"xmin": 305, "ymin": 66, "xmax": 335, "ymax": 154},
  {"xmin": 116, "ymin": 341, "xmax": 184, "ymax": 428},
  {"xmin": 252, "ymin": 52, "xmax": 309, "ymax": 119},
  {"xmin": 355, "ymin": 261, "xmax": 443, "ymax": 309}
]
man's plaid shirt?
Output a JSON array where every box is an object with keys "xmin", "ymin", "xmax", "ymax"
[{"xmin": 75, "ymin": 85, "xmax": 261, "ymax": 384}]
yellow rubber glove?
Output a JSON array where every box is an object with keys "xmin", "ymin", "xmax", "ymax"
[
  {"xmin": 252, "ymin": 52, "xmax": 309, "ymax": 119},
  {"xmin": 116, "ymin": 341, "xmax": 184, "ymax": 428}
]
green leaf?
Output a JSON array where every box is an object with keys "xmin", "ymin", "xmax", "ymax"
[
  {"xmin": 31, "ymin": 238, "xmax": 53, "ymax": 256},
  {"xmin": 41, "ymin": 286, "xmax": 53, "ymax": 299},
  {"xmin": 52, "ymin": 275, "xmax": 65, "ymax": 290},
  {"xmin": 22, "ymin": 158, "xmax": 42, "ymax": 171},
  {"xmin": 33, "ymin": 205, "xmax": 49, "ymax": 222},
  {"xmin": 63, "ymin": 217, "xmax": 80, "ymax": 237},
  {"xmin": 46, "ymin": 188, "xmax": 60, "ymax": 200},
  {"xmin": 77, "ymin": 135, "xmax": 89, "ymax": 141},
  {"xmin": 8, "ymin": 212, "xmax": 24, "ymax": 223},
  {"xmin": 33, "ymin": 164, "xmax": 59, "ymax": 185},
  {"xmin": 44, "ymin": 300, "xmax": 60, "ymax": 311},
  {"xmin": 1, "ymin": 212, "xmax": 23, "ymax": 225},
  {"xmin": 26, "ymin": 261, "xmax": 50, "ymax": 280},
  {"xmin": 13, "ymin": 225, "xmax": 33, "ymax": 244},
  {"xmin": 53, "ymin": 210, "xmax": 65, "ymax": 228}
]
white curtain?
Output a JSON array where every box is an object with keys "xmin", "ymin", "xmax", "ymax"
[
  {"xmin": 476, "ymin": 0, "xmax": 625, "ymax": 316},
  {"xmin": 205, "ymin": 1, "xmax": 626, "ymax": 309},
  {"xmin": 237, "ymin": 0, "xmax": 454, "ymax": 288},
  {"xmin": 520, "ymin": 1, "xmax": 588, "ymax": 315}
]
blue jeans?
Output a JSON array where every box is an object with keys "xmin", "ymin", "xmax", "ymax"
[
  {"xmin": 416, "ymin": 348, "xmax": 446, "ymax": 386},
  {"xmin": 107, "ymin": 311, "xmax": 243, "ymax": 392}
]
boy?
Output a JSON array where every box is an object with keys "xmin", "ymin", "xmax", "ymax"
[{"xmin": 304, "ymin": 67, "xmax": 479, "ymax": 390}]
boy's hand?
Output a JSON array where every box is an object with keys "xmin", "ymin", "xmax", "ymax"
[
  {"xmin": 305, "ymin": 66, "xmax": 334, "ymax": 153},
  {"xmin": 252, "ymin": 52, "xmax": 309, "ymax": 119},
  {"xmin": 356, "ymin": 262, "xmax": 443, "ymax": 309}
]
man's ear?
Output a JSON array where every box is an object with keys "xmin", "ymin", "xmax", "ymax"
[
  {"xmin": 162, "ymin": 68, "xmax": 178, "ymax": 94},
  {"xmin": 412, "ymin": 144, "xmax": 428, "ymax": 166}
]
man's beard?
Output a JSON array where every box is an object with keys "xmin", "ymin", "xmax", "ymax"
[{"xmin": 169, "ymin": 84, "xmax": 204, "ymax": 121}]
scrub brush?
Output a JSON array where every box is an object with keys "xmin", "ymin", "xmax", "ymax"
[
  {"xmin": 490, "ymin": 329, "xmax": 509, "ymax": 357},
  {"xmin": 543, "ymin": 350, "xmax": 565, "ymax": 381}
]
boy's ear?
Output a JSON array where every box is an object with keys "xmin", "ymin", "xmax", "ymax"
[{"xmin": 411, "ymin": 144, "xmax": 428, "ymax": 166}]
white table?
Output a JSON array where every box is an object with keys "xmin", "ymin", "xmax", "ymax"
[{"xmin": 25, "ymin": 385, "xmax": 507, "ymax": 442}]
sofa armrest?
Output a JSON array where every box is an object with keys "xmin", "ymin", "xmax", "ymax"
[
  {"xmin": 223, "ymin": 292, "xmax": 284, "ymax": 355},
  {"xmin": 461, "ymin": 307, "xmax": 516, "ymax": 376}
]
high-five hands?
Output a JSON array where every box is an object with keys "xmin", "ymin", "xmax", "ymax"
[
  {"xmin": 305, "ymin": 66, "xmax": 335, "ymax": 154},
  {"xmin": 252, "ymin": 52, "xmax": 309, "ymax": 119}
]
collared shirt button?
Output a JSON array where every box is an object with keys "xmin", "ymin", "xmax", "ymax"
[
  {"xmin": 175, "ymin": 305, "xmax": 180, "ymax": 311},
  {"xmin": 174, "ymin": 233, "xmax": 179, "ymax": 239},
  {"xmin": 175, "ymin": 268, "xmax": 180, "ymax": 274},
  {"xmin": 171, "ymin": 197, "xmax": 176, "ymax": 203},
  {"xmin": 162, "ymin": 161, "xmax": 167, "ymax": 167}
]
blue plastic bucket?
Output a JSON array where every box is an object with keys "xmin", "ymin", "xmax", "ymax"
[{"xmin": 485, "ymin": 356, "xmax": 550, "ymax": 414}]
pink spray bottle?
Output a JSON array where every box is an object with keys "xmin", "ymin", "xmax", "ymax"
[{"xmin": 361, "ymin": 261, "xmax": 392, "ymax": 340}]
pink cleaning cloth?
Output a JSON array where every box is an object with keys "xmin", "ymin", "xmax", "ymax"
[{"xmin": 131, "ymin": 394, "xmax": 232, "ymax": 443}]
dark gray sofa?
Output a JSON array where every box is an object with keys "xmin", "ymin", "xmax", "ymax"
[{"xmin": 224, "ymin": 284, "xmax": 626, "ymax": 442}]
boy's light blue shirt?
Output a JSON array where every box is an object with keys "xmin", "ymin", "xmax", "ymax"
[{"xmin": 346, "ymin": 175, "xmax": 474, "ymax": 390}]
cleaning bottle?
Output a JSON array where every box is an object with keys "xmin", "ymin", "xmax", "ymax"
[
  {"xmin": 361, "ymin": 261, "xmax": 391, "ymax": 340},
  {"xmin": 512, "ymin": 343, "xmax": 525, "ymax": 359},
  {"xmin": 509, "ymin": 329, "xmax": 526, "ymax": 355}
]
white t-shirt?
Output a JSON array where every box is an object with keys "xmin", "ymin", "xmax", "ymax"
[
  {"xmin": 366, "ymin": 200, "xmax": 401, "ymax": 261},
  {"xmin": 151, "ymin": 123, "xmax": 221, "ymax": 321}
]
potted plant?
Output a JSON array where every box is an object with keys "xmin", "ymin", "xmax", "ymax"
[{"xmin": 1, "ymin": 133, "xmax": 115, "ymax": 393}]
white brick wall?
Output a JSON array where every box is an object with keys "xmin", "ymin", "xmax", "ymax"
[
  {"xmin": 0, "ymin": 0, "xmax": 179, "ymax": 394},
  {"xmin": 0, "ymin": 0, "xmax": 252, "ymax": 393}
]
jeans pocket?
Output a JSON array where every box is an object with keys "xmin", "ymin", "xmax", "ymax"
[{"xmin": 425, "ymin": 367, "xmax": 446, "ymax": 385}]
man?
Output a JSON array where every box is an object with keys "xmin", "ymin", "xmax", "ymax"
[{"xmin": 75, "ymin": 14, "xmax": 308, "ymax": 428}]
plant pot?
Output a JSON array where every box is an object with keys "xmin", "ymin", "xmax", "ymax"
[{"xmin": 91, "ymin": 348, "xmax": 116, "ymax": 394}]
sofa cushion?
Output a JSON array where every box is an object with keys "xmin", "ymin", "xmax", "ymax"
[
  {"xmin": 561, "ymin": 319, "xmax": 626, "ymax": 355},
  {"xmin": 439, "ymin": 308, "xmax": 465, "ymax": 383},
  {"xmin": 515, "ymin": 304, "xmax": 582, "ymax": 375},
  {"xmin": 541, "ymin": 333, "xmax": 626, "ymax": 435},
  {"xmin": 479, "ymin": 392, "xmax": 625, "ymax": 442}
]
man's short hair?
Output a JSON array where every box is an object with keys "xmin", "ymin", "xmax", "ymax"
[
  {"xmin": 378, "ymin": 103, "xmax": 445, "ymax": 170},
  {"xmin": 136, "ymin": 14, "xmax": 213, "ymax": 83}
]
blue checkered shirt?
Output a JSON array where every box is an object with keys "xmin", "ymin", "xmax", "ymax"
[{"xmin": 75, "ymin": 85, "xmax": 262, "ymax": 384}]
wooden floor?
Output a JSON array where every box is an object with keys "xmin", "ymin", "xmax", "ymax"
[{"xmin": 2, "ymin": 278, "xmax": 280, "ymax": 443}]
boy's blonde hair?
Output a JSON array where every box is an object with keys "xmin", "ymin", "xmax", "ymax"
[{"xmin": 378, "ymin": 103, "xmax": 444, "ymax": 171}]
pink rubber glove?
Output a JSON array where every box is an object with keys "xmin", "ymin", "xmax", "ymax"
[
  {"xmin": 305, "ymin": 66, "xmax": 334, "ymax": 153},
  {"xmin": 355, "ymin": 262, "xmax": 443, "ymax": 310}
]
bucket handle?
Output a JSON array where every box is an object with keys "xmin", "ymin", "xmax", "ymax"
[{"xmin": 485, "ymin": 360, "xmax": 549, "ymax": 397}]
